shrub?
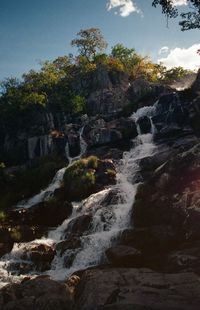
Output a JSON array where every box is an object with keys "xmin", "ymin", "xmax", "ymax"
[
  {"xmin": 0, "ymin": 156, "xmax": 64, "ymax": 210},
  {"xmin": 63, "ymin": 156, "xmax": 100, "ymax": 200}
]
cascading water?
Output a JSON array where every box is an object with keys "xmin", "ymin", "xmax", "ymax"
[
  {"xmin": 65, "ymin": 126, "xmax": 87, "ymax": 165},
  {"xmin": 0, "ymin": 107, "xmax": 157, "ymax": 287},
  {"xmin": 16, "ymin": 126, "xmax": 87, "ymax": 209}
]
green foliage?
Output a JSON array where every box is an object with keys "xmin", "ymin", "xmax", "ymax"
[
  {"xmin": 152, "ymin": 0, "xmax": 200, "ymax": 31},
  {"xmin": 106, "ymin": 169, "xmax": 116, "ymax": 177},
  {"xmin": 71, "ymin": 95, "xmax": 86, "ymax": 114},
  {"xmin": 71, "ymin": 28, "xmax": 108, "ymax": 62},
  {"xmin": 0, "ymin": 211, "xmax": 6, "ymax": 222},
  {"xmin": 158, "ymin": 66, "xmax": 193, "ymax": 81},
  {"xmin": 63, "ymin": 156, "xmax": 99, "ymax": 200},
  {"xmin": 0, "ymin": 156, "xmax": 63, "ymax": 210},
  {"xmin": 10, "ymin": 228, "xmax": 21, "ymax": 242},
  {"xmin": 111, "ymin": 44, "xmax": 139, "ymax": 70}
]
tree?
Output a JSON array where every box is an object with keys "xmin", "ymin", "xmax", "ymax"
[
  {"xmin": 111, "ymin": 44, "xmax": 139, "ymax": 68},
  {"xmin": 152, "ymin": 0, "xmax": 200, "ymax": 30},
  {"xmin": 71, "ymin": 28, "xmax": 108, "ymax": 62}
]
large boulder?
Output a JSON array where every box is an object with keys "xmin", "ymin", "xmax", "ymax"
[
  {"xmin": 22, "ymin": 243, "xmax": 56, "ymax": 272},
  {"xmin": 86, "ymin": 65, "xmax": 130, "ymax": 117},
  {"xmin": 0, "ymin": 277, "xmax": 73, "ymax": 310},
  {"xmin": 84, "ymin": 117, "xmax": 137, "ymax": 148},
  {"xmin": 136, "ymin": 116, "xmax": 151, "ymax": 134},
  {"xmin": 8, "ymin": 200, "xmax": 72, "ymax": 228},
  {"xmin": 128, "ymin": 79, "xmax": 171, "ymax": 107},
  {"xmin": 86, "ymin": 89, "xmax": 130, "ymax": 117},
  {"xmin": 133, "ymin": 143, "xmax": 200, "ymax": 250},
  {"xmin": 106, "ymin": 245, "xmax": 142, "ymax": 267}
]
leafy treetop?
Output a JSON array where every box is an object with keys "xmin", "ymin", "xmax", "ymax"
[
  {"xmin": 71, "ymin": 28, "xmax": 108, "ymax": 62},
  {"xmin": 152, "ymin": 0, "xmax": 200, "ymax": 30}
]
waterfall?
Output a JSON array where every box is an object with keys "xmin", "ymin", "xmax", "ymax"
[
  {"xmin": 15, "ymin": 168, "xmax": 67, "ymax": 209},
  {"xmin": 0, "ymin": 107, "xmax": 157, "ymax": 287},
  {"xmin": 65, "ymin": 126, "xmax": 87, "ymax": 165},
  {"xmin": 16, "ymin": 126, "xmax": 87, "ymax": 209}
]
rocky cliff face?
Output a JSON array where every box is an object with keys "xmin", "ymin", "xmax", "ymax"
[
  {"xmin": 0, "ymin": 64, "xmax": 174, "ymax": 166},
  {"xmin": 1, "ymin": 69, "xmax": 200, "ymax": 309}
]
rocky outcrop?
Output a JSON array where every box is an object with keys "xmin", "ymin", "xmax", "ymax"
[
  {"xmin": 84, "ymin": 117, "xmax": 137, "ymax": 148},
  {"xmin": 106, "ymin": 245, "xmax": 142, "ymax": 267},
  {"xmin": 74, "ymin": 268, "xmax": 200, "ymax": 310},
  {"xmin": 152, "ymin": 92, "xmax": 191, "ymax": 140},
  {"xmin": 86, "ymin": 65, "xmax": 130, "ymax": 117},
  {"xmin": 22, "ymin": 243, "xmax": 55, "ymax": 272},
  {"xmin": 189, "ymin": 96, "xmax": 200, "ymax": 134},
  {"xmin": 0, "ymin": 277, "xmax": 73, "ymax": 310},
  {"xmin": 7, "ymin": 200, "xmax": 72, "ymax": 228}
]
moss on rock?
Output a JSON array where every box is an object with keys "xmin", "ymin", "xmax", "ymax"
[{"xmin": 63, "ymin": 156, "xmax": 116, "ymax": 201}]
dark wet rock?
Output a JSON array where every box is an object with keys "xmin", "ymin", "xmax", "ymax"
[
  {"xmin": 136, "ymin": 116, "xmax": 151, "ymax": 134},
  {"xmin": 86, "ymin": 147, "xmax": 123, "ymax": 161},
  {"xmin": 120, "ymin": 226, "xmax": 180, "ymax": 255},
  {"xmin": 8, "ymin": 200, "xmax": 72, "ymax": 228},
  {"xmin": 56, "ymin": 237, "xmax": 82, "ymax": 255},
  {"xmin": 189, "ymin": 96, "xmax": 200, "ymax": 135},
  {"xmin": 67, "ymin": 130, "xmax": 81, "ymax": 158},
  {"xmin": 64, "ymin": 214, "xmax": 93, "ymax": 237},
  {"xmin": 0, "ymin": 277, "xmax": 72, "ymax": 310},
  {"xmin": 7, "ymin": 261, "xmax": 34, "ymax": 275},
  {"xmin": 74, "ymin": 268, "xmax": 200, "ymax": 310},
  {"xmin": 63, "ymin": 251, "xmax": 78, "ymax": 268},
  {"xmin": 22, "ymin": 243, "xmax": 56, "ymax": 272},
  {"xmin": 133, "ymin": 143, "xmax": 200, "ymax": 248},
  {"xmin": 152, "ymin": 92, "xmax": 189, "ymax": 141},
  {"xmin": 167, "ymin": 242, "xmax": 200, "ymax": 273},
  {"xmin": 84, "ymin": 117, "xmax": 137, "ymax": 148},
  {"xmin": 106, "ymin": 245, "xmax": 142, "ymax": 267},
  {"xmin": 0, "ymin": 228, "xmax": 14, "ymax": 257}
]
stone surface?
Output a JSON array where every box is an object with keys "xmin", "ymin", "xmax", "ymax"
[
  {"xmin": 8, "ymin": 200, "xmax": 73, "ymax": 228},
  {"xmin": 106, "ymin": 245, "xmax": 142, "ymax": 267},
  {"xmin": 75, "ymin": 268, "xmax": 200, "ymax": 310},
  {"xmin": 0, "ymin": 277, "xmax": 72, "ymax": 310}
]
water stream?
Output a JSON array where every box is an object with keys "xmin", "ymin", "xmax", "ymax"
[{"xmin": 0, "ymin": 107, "xmax": 157, "ymax": 287}]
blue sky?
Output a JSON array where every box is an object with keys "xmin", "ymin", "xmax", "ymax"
[{"xmin": 0, "ymin": 0, "xmax": 199, "ymax": 80}]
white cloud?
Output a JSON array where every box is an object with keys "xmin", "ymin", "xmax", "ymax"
[
  {"xmin": 172, "ymin": 0, "xmax": 187, "ymax": 6},
  {"xmin": 158, "ymin": 46, "xmax": 169, "ymax": 55},
  {"xmin": 106, "ymin": 0, "xmax": 140, "ymax": 17},
  {"xmin": 158, "ymin": 44, "xmax": 200, "ymax": 71}
]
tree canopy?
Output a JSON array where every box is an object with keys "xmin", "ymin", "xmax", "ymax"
[
  {"xmin": 152, "ymin": 0, "xmax": 200, "ymax": 30},
  {"xmin": 71, "ymin": 28, "xmax": 108, "ymax": 62}
]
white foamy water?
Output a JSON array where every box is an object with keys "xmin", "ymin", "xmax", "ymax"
[
  {"xmin": 65, "ymin": 126, "xmax": 87, "ymax": 165},
  {"xmin": 15, "ymin": 126, "xmax": 87, "ymax": 209},
  {"xmin": 0, "ymin": 107, "xmax": 157, "ymax": 286}
]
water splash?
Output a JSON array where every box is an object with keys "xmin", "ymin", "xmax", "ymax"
[{"xmin": 0, "ymin": 107, "xmax": 157, "ymax": 286}]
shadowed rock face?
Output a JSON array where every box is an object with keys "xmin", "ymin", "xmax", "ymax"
[
  {"xmin": 192, "ymin": 69, "xmax": 200, "ymax": 95},
  {"xmin": 0, "ymin": 277, "xmax": 73, "ymax": 310},
  {"xmin": 74, "ymin": 268, "xmax": 200, "ymax": 310}
]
